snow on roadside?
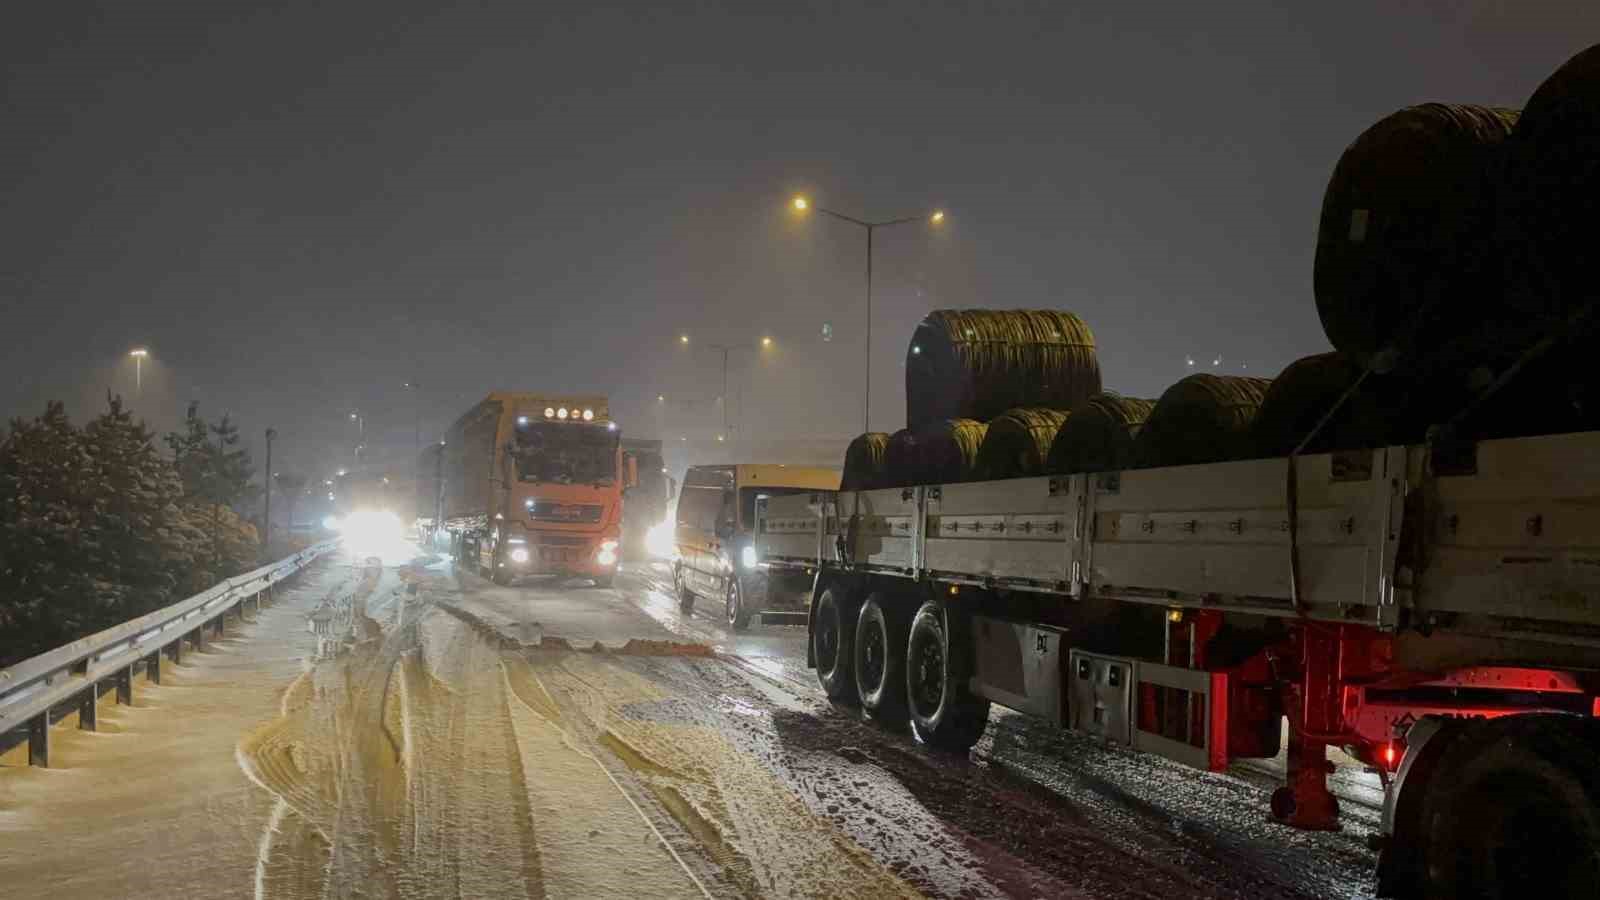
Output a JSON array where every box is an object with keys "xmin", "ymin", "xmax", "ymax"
[{"xmin": 0, "ymin": 562, "xmax": 353, "ymax": 900}]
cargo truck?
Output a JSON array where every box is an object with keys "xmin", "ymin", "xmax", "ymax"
[
  {"xmin": 620, "ymin": 438, "xmax": 672, "ymax": 561},
  {"xmin": 757, "ymin": 432, "xmax": 1600, "ymax": 898},
  {"xmin": 431, "ymin": 392, "xmax": 637, "ymax": 587}
]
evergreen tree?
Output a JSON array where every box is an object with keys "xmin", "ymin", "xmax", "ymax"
[
  {"xmin": 82, "ymin": 394, "xmax": 204, "ymax": 616},
  {"xmin": 165, "ymin": 403, "xmax": 260, "ymax": 580},
  {"xmin": 0, "ymin": 403, "xmax": 101, "ymax": 663}
]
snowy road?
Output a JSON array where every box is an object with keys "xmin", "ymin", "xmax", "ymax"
[{"xmin": 0, "ymin": 549, "xmax": 1381, "ymax": 898}]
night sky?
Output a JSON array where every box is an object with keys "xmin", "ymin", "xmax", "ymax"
[{"xmin": 4, "ymin": 2, "xmax": 1594, "ymax": 484}]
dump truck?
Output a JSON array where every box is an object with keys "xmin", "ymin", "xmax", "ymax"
[
  {"xmin": 757, "ymin": 432, "xmax": 1600, "ymax": 898},
  {"xmin": 430, "ymin": 392, "xmax": 637, "ymax": 587}
]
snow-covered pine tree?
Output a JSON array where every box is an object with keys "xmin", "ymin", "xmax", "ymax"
[
  {"xmin": 0, "ymin": 403, "xmax": 101, "ymax": 665},
  {"xmin": 83, "ymin": 393, "xmax": 203, "ymax": 618}
]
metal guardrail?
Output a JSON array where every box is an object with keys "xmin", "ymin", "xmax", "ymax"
[{"xmin": 0, "ymin": 539, "xmax": 341, "ymax": 766}]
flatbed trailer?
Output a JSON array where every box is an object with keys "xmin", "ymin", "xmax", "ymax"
[{"xmin": 756, "ymin": 430, "xmax": 1600, "ymax": 898}]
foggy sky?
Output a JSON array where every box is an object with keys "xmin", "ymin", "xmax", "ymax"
[{"xmin": 3, "ymin": 1, "xmax": 1595, "ymax": 484}]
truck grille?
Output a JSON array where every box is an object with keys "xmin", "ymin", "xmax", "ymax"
[
  {"xmin": 532, "ymin": 533, "xmax": 589, "ymax": 547},
  {"xmin": 526, "ymin": 502, "xmax": 603, "ymax": 524}
]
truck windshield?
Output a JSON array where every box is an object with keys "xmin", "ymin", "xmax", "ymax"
[{"xmin": 512, "ymin": 423, "xmax": 618, "ymax": 485}]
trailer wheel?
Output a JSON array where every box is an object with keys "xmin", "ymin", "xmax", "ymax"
[
  {"xmin": 674, "ymin": 566, "xmax": 695, "ymax": 613},
  {"xmin": 1419, "ymin": 714, "xmax": 1600, "ymax": 899},
  {"xmin": 812, "ymin": 587, "xmax": 858, "ymax": 703},
  {"xmin": 854, "ymin": 594, "xmax": 907, "ymax": 724},
  {"xmin": 905, "ymin": 598, "xmax": 990, "ymax": 752}
]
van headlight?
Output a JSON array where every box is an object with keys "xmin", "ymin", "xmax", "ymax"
[
  {"xmin": 740, "ymin": 545, "xmax": 758, "ymax": 570},
  {"xmin": 509, "ymin": 547, "xmax": 530, "ymax": 563}
]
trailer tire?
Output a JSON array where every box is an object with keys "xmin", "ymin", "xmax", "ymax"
[
  {"xmin": 905, "ymin": 598, "xmax": 990, "ymax": 753},
  {"xmin": 854, "ymin": 594, "xmax": 908, "ymax": 724},
  {"xmin": 1419, "ymin": 714, "xmax": 1600, "ymax": 900},
  {"xmin": 812, "ymin": 587, "xmax": 858, "ymax": 703}
]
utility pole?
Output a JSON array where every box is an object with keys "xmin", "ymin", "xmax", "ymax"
[{"xmin": 263, "ymin": 428, "xmax": 276, "ymax": 549}]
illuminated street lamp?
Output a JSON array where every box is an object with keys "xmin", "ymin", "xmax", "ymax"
[
  {"xmin": 790, "ymin": 195, "xmax": 946, "ymax": 431},
  {"xmin": 129, "ymin": 347, "xmax": 149, "ymax": 399},
  {"xmin": 677, "ymin": 334, "xmax": 771, "ymax": 437}
]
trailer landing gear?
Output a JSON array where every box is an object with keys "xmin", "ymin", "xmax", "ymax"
[{"xmin": 1270, "ymin": 736, "xmax": 1340, "ymax": 831}]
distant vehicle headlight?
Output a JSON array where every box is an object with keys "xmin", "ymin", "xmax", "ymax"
[
  {"xmin": 509, "ymin": 547, "xmax": 530, "ymax": 563},
  {"xmin": 741, "ymin": 545, "xmax": 758, "ymax": 570},
  {"xmin": 544, "ymin": 407, "xmax": 555, "ymax": 418},
  {"xmin": 557, "ymin": 407, "xmax": 569, "ymax": 419},
  {"xmin": 644, "ymin": 519, "xmax": 675, "ymax": 558},
  {"xmin": 582, "ymin": 408, "xmax": 595, "ymax": 421},
  {"xmin": 322, "ymin": 516, "xmax": 342, "ymax": 531}
]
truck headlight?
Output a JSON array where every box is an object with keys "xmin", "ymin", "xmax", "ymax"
[
  {"xmin": 509, "ymin": 548, "xmax": 530, "ymax": 563},
  {"xmin": 600, "ymin": 540, "xmax": 619, "ymax": 552},
  {"xmin": 740, "ymin": 545, "xmax": 758, "ymax": 570}
]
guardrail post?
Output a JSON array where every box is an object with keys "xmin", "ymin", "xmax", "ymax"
[
  {"xmin": 193, "ymin": 625, "xmax": 206, "ymax": 652},
  {"xmin": 78, "ymin": 685, "xmax": 97, "ymax": 731},
  {"xmin": 146, "ymin": 651, "xmax": 161, "ymax": 685},
  {"xmin": 116, "ymin": 666, "xmax": 133, "ymax": 704},
  {"xmin": 27, "ymin": 712, "xmax": 49, "ymax": 767},
  {"xmin": 169, "ymin": 637, "xmax": 182, "ymax": 664}
]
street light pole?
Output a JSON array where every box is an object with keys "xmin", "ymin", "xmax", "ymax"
[
  {"xmin": 792, "ymin": 198, "xmax": 943, "ymax": 433},
  {"xmin": 349, "ymin": 411, "xmax": 365, "ymax": 464},
  {"xmin": 402, "ymin": 382, "xmax": 421, "ymax": 452},
  {"xmin": 263, "ymin": 428, "xmax": 276, "ymax": 548},
  {"xmin": 129, "ymin": 348, "xmax": 149, "ymax": 402}
]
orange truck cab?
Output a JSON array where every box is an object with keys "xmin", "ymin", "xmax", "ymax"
[{"xmin": 431, "ymin": 392, "xmax": 638, "ymax": 588}]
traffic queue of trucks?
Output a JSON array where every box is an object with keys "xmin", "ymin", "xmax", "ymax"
[{"xmin": 417, "ymin": 392, "xmax": 637, "ymax": 587}]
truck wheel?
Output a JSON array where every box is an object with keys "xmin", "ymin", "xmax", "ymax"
[
  {"xmin": 1419, "ymin": 714, "xmax": 1600, "ymax": 899},
  {"xmin": 593, "ymin": 574, "xmax": 614, "ymax": 589},
  {"xmin": 812, "ymin": 587, "xmax": 858, "ymax": 703},
  {"xmin": 727, "ymin": 576, "xmax": 753, "ymax": 631},
  {"xmin": 492, "ymin": 562, "xmax": 512, "ymax": 586},
  {"xmin": 905, "ymin": 598, "xmax": 990, "ymax": 753},
  {"xmin": 675, "ymin": 566, "xmax": 695, "ymax": 613},
  {"xmin": 853, "ymin": 593, "xmax": 907, "ymax": 724}
]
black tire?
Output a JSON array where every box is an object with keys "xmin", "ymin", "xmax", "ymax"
[
  {"xmin": 905, "ymin": 598, "xmax": 990, "ymax": 752},
  {"xmin": 812, "ymin": 587, "xmax": 858, "ymax": 703},
  {"xmin": 675, "ymin": 566, "xmax": 695, "ymax": 613},
  {"xmin": 1420, "ymin": 714, "xmax": 1600, "ymax": 899},
  {"xmin": 593, "ymin": 574, "xmax": 614, "ymax": 589},
  {"xmin": 854, "ymin": 593, "xmax": 909, "ymax": 724},
  {"xmin": 727, "ymin": 575, "xmax": 753, "ymax": 631}
]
